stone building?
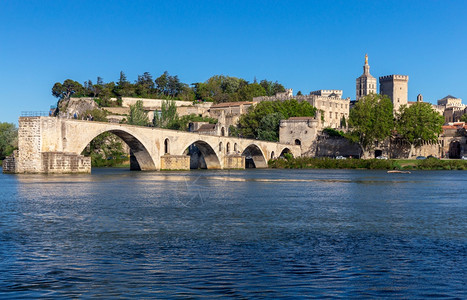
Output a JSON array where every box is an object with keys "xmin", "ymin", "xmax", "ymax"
[
  {"xmin": 279, "ymin": 113, "xmax": 321, "ymax": 154},
  {"xmin": 379, "ymin": 75, "xmax": 409, "ymax": 112},
  {"xmin": 253, "ymin": 89, "xmax": 350, "ymax": 129},
  {"xmin": 440, "ymin": 122, "xmax": 467, "ymax": 158},
  {"xmin": 435, "ymin": 95, "xmax": 466, "ymax": 123},
  {"xmin": 356, "ymin": 54, "xmax": 377, "ymax": 100},
  {"xmin": 310, "ymin": 89, "xmax": 343, "ymax": 98},
  {"xmin": 208, "ymin": 101, "xmax": 254, "ymax": 130}
]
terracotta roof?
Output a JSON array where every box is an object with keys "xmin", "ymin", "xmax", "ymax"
[
  {"xmin": 196, "ymin": 124, "xmax": 216, "ymax": 131},
  {"xmin": 287, "ymin": 116, "xmax": 315, "ymax": 121},
  {"xmin": 210, "ymin": 101, "xmax": 253, "ymax": 108}
]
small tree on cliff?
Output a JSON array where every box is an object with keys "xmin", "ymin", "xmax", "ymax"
[
  {"xmin": 128, "ymin": 100, "xmax": 149, "ymax": 126},
  {"xmin": 396, "ymin": 102, "xmax": 444, "ymax": 158},
  {"xmin": 52, "ymin": 79, "xmax": 84, "ymax": 99},
  {"xmin": 348, "ymin": 94, "xmax": 394, "ymax": 158}
]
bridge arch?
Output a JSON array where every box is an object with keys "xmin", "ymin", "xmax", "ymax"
[
  {"xmin": 181, "ymin": 140, "xmax": 221, "ymax": 169},
  {"xmin": 279, "ymin": 147, "xmax": 293, "ymax": 158},
  {"xmin": 78, "ymin": 128, "xmax": 156, "ymax": 171},
  {"xmin": 242, "ymin": 144, "xmax": 268, "ymax": 168}
]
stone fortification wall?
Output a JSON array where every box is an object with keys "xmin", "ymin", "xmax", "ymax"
[
  {"xmin": 119, "ymin": 97, "xmax": 194, "ymax": 108},
  {"xmin": 389, "ymin": 139, "xmax": 441, "ymax": 159},
  {"xmin": 310, "ymin": 136, "xmax": 361, "ymax": 158}
]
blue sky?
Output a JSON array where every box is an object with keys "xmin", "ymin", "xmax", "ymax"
[{"xmin": 1, "ymin": 0, "xmax": 466, "ymax": 124}]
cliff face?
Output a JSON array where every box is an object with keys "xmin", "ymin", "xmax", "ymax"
[{"xmin": 56, "ymin": 97, "xmax": 100, "ymax": 118}]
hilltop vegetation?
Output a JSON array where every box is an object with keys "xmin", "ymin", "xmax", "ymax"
[{"xmin": 52, "ymin": 72, "xmax": 286, "ymax": 105}]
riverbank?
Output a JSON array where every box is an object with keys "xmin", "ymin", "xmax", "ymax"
[{"xmin": 268, "ymin": 157, "xmax": 467, "ymax": 170}]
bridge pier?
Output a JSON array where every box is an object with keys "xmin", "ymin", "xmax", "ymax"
[{"xmin": 224, "ymin": 155, "xmax": 245, "ymax": 169}]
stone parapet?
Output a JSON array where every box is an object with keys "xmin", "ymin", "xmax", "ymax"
[{"xmin": 379, "ymin": 74, "xmax": 409, "ymax": 82}]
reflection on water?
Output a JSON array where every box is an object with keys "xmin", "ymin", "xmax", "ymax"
[{"xmin": 0, "ymin": 168, "xmax": 466, "ymax": 298}]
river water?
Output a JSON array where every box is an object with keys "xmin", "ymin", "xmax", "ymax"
[{"xmin": 0, "ymin": 168, "xmax": 465, "ymax": 298}]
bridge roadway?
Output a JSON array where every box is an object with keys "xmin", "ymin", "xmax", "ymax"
[{"xmin": 5, "ymin": 117, "xmax": 301, "ymax": 173}]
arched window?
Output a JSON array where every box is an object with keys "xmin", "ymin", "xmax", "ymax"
[
  {"xmin": 271, "ymin": 151, "xmax": 275, "ymax": 159},
  {"xmin": 221, "ymin": 127, "xmax": 225, "ymax": 136},
  {"xmin": 234, "ymin": 143, "xmax": 238, "ymax": 152},
  {"xmin": 219, "ymin": 142, "xmax": 223, "ymax": 152},
  {"xmin": 295, "ymin": 139, "xmax": 301, "ymax": 146},
  {"xmin": 226, "ymin": 142, "xmax": 230, "ymax": 153},
  {"xmin": 164, "ymin": 138, "xmax": 170, "ymax": 154}
]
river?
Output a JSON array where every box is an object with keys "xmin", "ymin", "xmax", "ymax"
[{"xmin": 0, "ymin": 168, "xmax": 465, "ymax": 298}]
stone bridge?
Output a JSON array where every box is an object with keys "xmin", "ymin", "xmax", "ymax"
[{"xmin": 3, "ymin": 117, "xmax": 301, "ymax": 173}]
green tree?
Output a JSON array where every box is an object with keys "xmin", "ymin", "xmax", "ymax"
[
  {"xmin": 52, "ymin": 79, "xmax": 84, "ymax": 99},
  {"xmin": 460, "ymin": 113, "xmax": 467, "ymax": 122},
  {"xmin": 155, "ymin": 71, "xmax": 169, "ymax": 96},
  {"xmin": 153, "ymin": 100, "xmax": 178, "ymax": 128},
  {"xmin": 128, "ymin": 100, "xmax": 149, "ymax": 126},
  {"xmin": 0, "ymin": 122, "xmax": 18, "ymax": 160},
  {"xmin": 396, "ymin": 102, "xmax": 444, "ymax": 158},
  {"xmin": 115, "ymin": 71, "xmax": 133, "ymax": 97},
  {"xmin": 257, "ymin": 112, "xmax": 285, "ymax": 141},
  {"xmin": 348, "ymin": 94, "xmax": 394, "ymax": 158},
  {"xmin": 237, "ymin": 83, "xmax": 267, "ymax": 101},
  {"xmin": 259, "ymin": 80, "xmax": 286, "ymax": 96},
  {"xmin": 135, "ymin": 72, "xmax": 155, "ymax": 97}
]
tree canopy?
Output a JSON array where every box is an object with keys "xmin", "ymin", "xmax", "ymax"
[
  {"xmin": 396, "ymin": 102, "xmax": 444, "ymax": 158},
  {"xmin": 52, "ymin": 73, "xmax": 286, "ymax": 105},
  {"xmin": 233, "ymin": 99, "xmax": 317, "ymax": 141},
  {"xmin": 348, "ymin": 94, "xmax": 394, "ymax": 157},
  {"xmin": 0, "ymin": 122, "xmax": 18, "ymax": 160}
]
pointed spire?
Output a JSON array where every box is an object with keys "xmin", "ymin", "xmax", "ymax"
[{"xmin": 363, "ymin": 54, "xmax": 370, "ymax": 75}]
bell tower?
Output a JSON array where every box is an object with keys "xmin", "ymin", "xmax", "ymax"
[{"xmin": 356, "ymin": 54, "xmax": 377, "ymax": 100}]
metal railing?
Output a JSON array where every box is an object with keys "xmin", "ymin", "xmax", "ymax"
[{"xmin": 21, "ymin": 111, "xmax": 51, "ymax": 117}]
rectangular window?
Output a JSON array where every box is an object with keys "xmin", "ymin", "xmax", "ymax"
[{"xmin": 329, "ymin": 112, "xmax": 332, "ymax": 119}]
